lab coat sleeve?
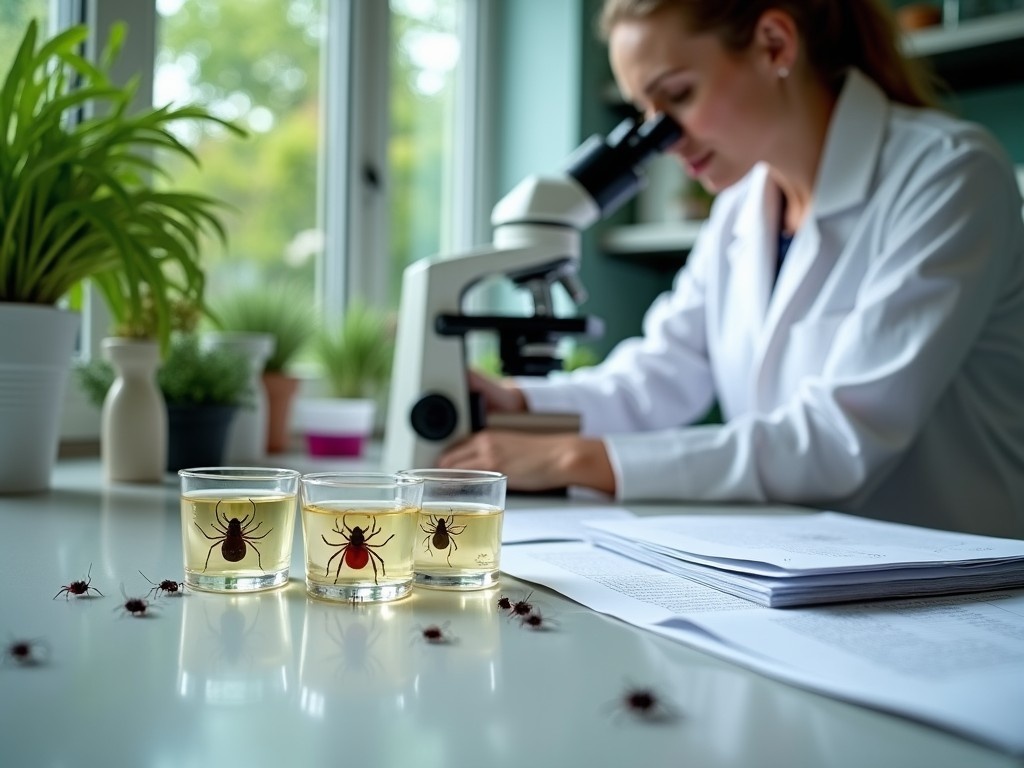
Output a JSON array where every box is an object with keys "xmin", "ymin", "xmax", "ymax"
[
  {"xmin": 517, "ymin": 219, "xmax": 720, "ymax": 435},
  {"xmin": 608, "ymin": 138, "xmax": 1023, "ymax": 504}
]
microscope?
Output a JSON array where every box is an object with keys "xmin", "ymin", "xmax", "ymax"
[{"xmin": 381, "ymin": 112, "xmax": 682, "ymax": 473}]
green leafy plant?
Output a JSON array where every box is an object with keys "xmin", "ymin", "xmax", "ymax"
[
  {"xmin": 159, "ymin": 335, "xmax": 251, "ymax": 406},
  {"xmin": 472, "ymin": 343, "xmax": 601, "ymax": 376},
  {"xmin": 75, "ymin": 357, "xmax": 117, "ymax": 409},
  {"xmin": 312, "ymin": 301, "xmax": 394, "ymax": 399},
  {"xmin": 208, "ymin": 284, "xmax": 317, "ymax": 373},
  {"xmin": 564, "ymin": 344, "xmax": 601, "ymax": 371},
  {"xmin": 76, "ymin": 334, "xmax": 250, "ymax": 408},
  {"xmin": 0, "ymin": 20, "xmax": 244, "ymax": 346}
]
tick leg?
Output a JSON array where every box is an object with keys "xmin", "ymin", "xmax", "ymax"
[
  {"xmin": 215, "ymin": 501, "xmax": 232, "ymax": 529},
  {"xmin": 325, "ymin": 542, "xmax": 346, "ymax": 578},
  {"xmin": 368, "ymin": 550, "xmax": 382, "ymax": 585},
  {"xmin": 446, "ymin": 537, "xmax": 459, "ymax": 566},
  {"xmin": 245, "ymin": 527, "xmax": 272, "ymax": 541},
  {"xmin": 196, "ymin": 522, "xmax": 224, "ymax": 541},
  {"xmin": 249, "ymin": 541, "xmax": 265, "ymax": 571},
  {"xmin": 422, "ymin": 533, "xmax": 433, "ymax": 554},
  {"xmin": 240, "ymin": 498, "xmax": 257, "ymax": 528},
  {"xmin": 202, "ymin": 540, "xmax": 221, "ymax": 571},
  {"xmin": 329, "ymin": 544, "xmax": 349, "ymax": 583}
]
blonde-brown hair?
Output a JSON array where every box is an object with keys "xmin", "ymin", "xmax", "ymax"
[{"xmin": 598, "ymin": 0, "xmax": 939, "ymax": 107}]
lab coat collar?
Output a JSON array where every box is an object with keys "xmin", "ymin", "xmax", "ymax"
[
  {"xmin": 728, "ymin": 68, "xmax": 887, "ymax": 249},
  {"xmin": 813, "ymin": 69, "xmax": 888, "ymax": 218},
  {"xmin": 726, "ymin": 164, "xmax": 777, "ymax": 325},
  {"xmin": 735, "ymin": 70, "xmax": 888, "ymax": 407}
]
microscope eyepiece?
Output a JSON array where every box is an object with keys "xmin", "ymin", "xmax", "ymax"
[{"xmin": 564, "ymin": 112, "xmax": 682, "ymax": 217}]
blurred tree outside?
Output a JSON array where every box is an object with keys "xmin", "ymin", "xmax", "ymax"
[
  {"xmin": 0, "ymin": 0, "xmax": 458, "ymax": 315},
  {"xmin": 389, "ymin": 0, "xmax": 457, "ymax": 303},
  {"xmin": 0, "ymin": 0, "xmax": 50, "ymax": 84},
  {"xmin": 155, "ymin": 0, "xmax": 324, "ymax": 304},
  {"xmin": 155, "ymin": 0, "xmax": 458, "ymax": 312}
]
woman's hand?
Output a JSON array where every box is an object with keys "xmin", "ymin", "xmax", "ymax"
[
  {"xmin": 467, "ymin": 370, "xmax": 527, "ymax": 414},
  {"xmin": 438, "ymin": 430, "xmax": 616, "ymax": 495}
]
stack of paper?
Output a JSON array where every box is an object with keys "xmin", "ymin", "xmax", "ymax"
[
  {"xmin": 583, "ymin": 511, "xmax": 1024, "ymax": 607},
  {"xmin": 500, "ymin": 542, "xmax": 1024, "ymax": 755}
]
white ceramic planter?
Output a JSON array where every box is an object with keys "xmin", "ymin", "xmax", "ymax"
[
  {"xmin": 0, "ymin": 304, "xmax": 80, "ymax": 493},
  {"xmin": 201, "ymin": 331, "xmax": 275, "ymax": 464},
  {"xmin": 293, "ymin": 397, "xmax": 375, "ymax": 457}
]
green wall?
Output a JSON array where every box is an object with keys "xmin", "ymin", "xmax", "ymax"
[
  {"xmin": 951, "ymin": 84, "xmax": 1024, "ymax": 163},
  {"xmin": 494, "ymin": 0, "xmax": 680, "ymax": 361},
  {"xmin": 493, "ymin": 0, "xmax": 671, "ymax": 360}
]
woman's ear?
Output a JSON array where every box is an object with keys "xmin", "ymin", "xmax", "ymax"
[{"xmin": 753, "ymin": 9, "xmax": 799, "ymax": 77}]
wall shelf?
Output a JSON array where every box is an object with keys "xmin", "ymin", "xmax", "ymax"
[
  {"xmin": 602, "ymin": 220, "xmax": 703, "ymax": 261},
  {"xmin": 903, "ymin": 11, "xmax": 1024, "ymax": 89}
]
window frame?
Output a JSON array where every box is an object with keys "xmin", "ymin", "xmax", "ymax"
[{"xmin": 60, "ymin": 0, "xmax": 496, "ymax": 442}]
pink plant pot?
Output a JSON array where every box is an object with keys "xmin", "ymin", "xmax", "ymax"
[
  {"xmin": 305, "ymin": 433, "xmax": 367, "ymax": 457},
  {"xmin": 293, "ymin": 398, "xmax": 376, "ymax": 458}
]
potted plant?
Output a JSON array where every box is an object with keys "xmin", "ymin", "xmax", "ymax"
[
  {"xmin": 0, "ymin": 20, "xmax": 242, "ymax": 492},
  {"xmin": 296, "ymin": 301, "xmax": 394, "ymax": 457},
  {"xmin": 207, "ymin": 284, "xmax": 316, "ymax": 453},
  {"xmin": 77, "ymin": 334, "xmax": 251, "ymax": 472}
]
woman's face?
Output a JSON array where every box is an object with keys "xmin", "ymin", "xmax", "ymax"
[{"xmin": 609, "ymin": 7, "xmax": 783, "ymax": 193}]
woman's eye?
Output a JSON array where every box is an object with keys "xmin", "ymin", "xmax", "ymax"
[{"xmin": 666, "ymin": 87, "xmax": 692, "ymax": 105}]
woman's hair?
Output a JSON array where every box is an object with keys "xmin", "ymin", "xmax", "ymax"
[{"xmin": 598, "ymin": 0, "xmax": 940, "ymax": 107}]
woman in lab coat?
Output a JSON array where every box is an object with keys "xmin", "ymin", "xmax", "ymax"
[{"xmin": 439, "ymin": 0, "xmax": 1024, "ymax": 539}]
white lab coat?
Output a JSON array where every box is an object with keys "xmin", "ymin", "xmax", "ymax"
[{"xmin": 519, "ymin": 70, "xmax": 1024, "ymax": 538}]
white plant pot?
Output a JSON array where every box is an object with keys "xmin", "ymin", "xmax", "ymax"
[
  {"xmin": 293, "ymin": 397, "xmax": 376, "ymax": 457},
  {"xmin": 201, "ymin": 332, "xmax": 275, "ymax": 464},
  {"xmin": 0, "ymin": 304, "xmax": 80, "ymax": 493}
]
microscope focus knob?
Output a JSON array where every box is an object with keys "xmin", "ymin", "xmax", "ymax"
[{"xmin": 410, "ymin": 393, "xmax": 459, "ymax": 441}]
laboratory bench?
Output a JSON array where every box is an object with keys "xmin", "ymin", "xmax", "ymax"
[{"xmin": 0, "ymin": 458, "xmax": 1020, "ymax": 768}]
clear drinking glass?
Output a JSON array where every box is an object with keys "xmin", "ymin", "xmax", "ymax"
[
  {"xmin": 398, "ymin": 469, "xmax": 506, "ymax": 590},
  {"xmin": 179, "ymin": 467, "xmax": 300, "ymax": 592},
  {"xmin": 300, "ymin": 472, "xmax": 424, "ymax": 602}
]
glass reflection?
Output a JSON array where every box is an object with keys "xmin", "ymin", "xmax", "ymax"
[
  {"xmin": 298, "ymin": 600, "xmax": 415, "ymax": 719},
  {"xmin": 409, "ymin": 587, "xmax": 503, "ymax": 708},
  {"xmin": 177, "ymin": 590, "xmax": 292, "ymax": 705}
]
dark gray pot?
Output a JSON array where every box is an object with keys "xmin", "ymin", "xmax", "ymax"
[{"xmin": 166, "ymin": 404, "xmax": 237, "ymax": 472}]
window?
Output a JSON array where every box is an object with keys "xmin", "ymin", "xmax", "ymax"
[
  {"xmin": 0, "ymin": 0, "xmax": 51, "ymax": 75},
  {"xmin": 48, "ymin": 0, "xmax": 491, "ymax": 440},
  {"xmin": 388, "ymin": 0, "xmax": 459, "ymax": 302},
  {"xmin": 155, "ymin": 0, "xmax": 326, "ymax": 310}
]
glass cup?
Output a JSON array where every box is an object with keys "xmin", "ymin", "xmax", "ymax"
[
  {"xmin": 299, "ymin": 472, "xmax": 424, "ymax": 602},
  {"xmin": 398, "ymin": 469, "xmax": 507, "ymax": 590},
  {"xmin": 179, "ymin": 467, "xmax": 300, "ymax": 592}
]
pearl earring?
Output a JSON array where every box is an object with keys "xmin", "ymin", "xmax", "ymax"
[{"xmin": 777, "ymin": 66, "xmax": 790, "ymax": 79}]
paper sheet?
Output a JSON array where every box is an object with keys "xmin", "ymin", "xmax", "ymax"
[
  {"xmin": 501, "ymin": 506, "xmax": 635, "ymax": 544},
  {"xmin": 501, "ymin": 542, "xmax": 1024, "ymax": 755},
  {"xmin": 585, "ymin": 511, "xmax": 1024, "ymax": 575}
]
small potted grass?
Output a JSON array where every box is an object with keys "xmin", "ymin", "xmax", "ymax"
[
  {"xmin": 0, "ymin": 19, "xmax": 242, "ymax": 491},
  {"xmin": 77, "ymin": 332, "xmax": 250, "ymax": 471},
  {"xmin": 207, "ymin": 284, "xmax": 316, "ymax": 453},
  {"xmin": 296, "ymin": 301, "xmax": 394, "ymax": 457}
]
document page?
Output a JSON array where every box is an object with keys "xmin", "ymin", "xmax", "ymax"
[
  {"xmin": 502, "ymin": 506, "xmax": 635, "ymax": 544},
  {"xmin": 585, "ymin": 511, "xmax": 1024, "ymax": 575},
  {"xmin": 501, "ymin": 542, "xmax": 1024, "ymax": 755}
]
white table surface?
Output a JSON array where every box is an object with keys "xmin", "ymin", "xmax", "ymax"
[{"xmin": 1, "ymin": 458, "xmax": 1020, "ymax": 768}]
